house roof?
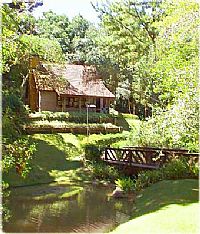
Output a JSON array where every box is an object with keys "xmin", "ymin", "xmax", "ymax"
[{"xmin": 33, "ymin": 63, "xmax": 115, "ymax": 98}]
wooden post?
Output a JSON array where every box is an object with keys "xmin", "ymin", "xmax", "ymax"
[
  {"xmin": 38, "ymin": 90, "xmax": 41, "ymax": 112},
  {"xmin": 128, "ymin": 150, "xmax": 132, "ymax": 165},
  {"xmin": 132, "ymin": 102, "xmax": 136, "ymax": 115}
]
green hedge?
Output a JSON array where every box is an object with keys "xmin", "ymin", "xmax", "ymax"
[
  {"xmin": 29, "ymin": 111, "xmax": 117, "ymax": 124},
  {"xmin": 26, "ymin": 122, "xmax": 122, "ymax": 134}
]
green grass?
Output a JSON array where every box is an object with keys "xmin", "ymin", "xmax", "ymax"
[
  {"xmin": 110, "ymin": 179, "xmax": 199, "ymax": 234},
  {"xmin": 3, "ymin": 126, "xmax": 136, "ymax": 188},
  {"xmin": 115, "ymin": 113, "xmax": 140, "ymax": 131}
]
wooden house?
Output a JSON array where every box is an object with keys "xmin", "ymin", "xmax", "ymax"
[{"xmin": 27, "ymin": 57, "xmax": 115, "ymax": 112}]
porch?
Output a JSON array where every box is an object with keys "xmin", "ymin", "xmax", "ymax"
[{"xmin": 57, "ymin": 95, "xmax": 113, "ymax": 113}]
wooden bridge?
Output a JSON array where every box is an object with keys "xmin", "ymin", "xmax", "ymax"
[{"xmin": 102, "ymin": 146, "xmax": 199, "ymax": 175}]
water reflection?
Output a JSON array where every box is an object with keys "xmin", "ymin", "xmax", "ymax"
[{"xmin": 4, "ymin": 183, "xmax": 135, "ymax": 233}]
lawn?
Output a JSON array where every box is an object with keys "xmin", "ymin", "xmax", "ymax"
[
  {"xmin": 3, "ymin": 132, "xmax": 127, "ymax": 187},
  {"xmin": 110, "ymin": 179, "xmax": 199, "ymax": 234},
  {"xmin": 3, "ymin": 133, "xmax": 90, "ymax": 187}
]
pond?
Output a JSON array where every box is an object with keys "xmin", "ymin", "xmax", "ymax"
[{"xmin": 3, "ymin": 183, "xmax": 135, "ymax": 233}]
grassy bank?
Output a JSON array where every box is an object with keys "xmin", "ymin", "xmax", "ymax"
[
  {"xmin": 3, "ymin": 113, "xmax": 140, "ymax": 187},
  {"xmin": 110, "ymin": 179, "xmax": 199, "ymax": 234},
  {"xmin": 3, "ymin": 133, "xmax": 87, "ymax": 187},
  {"xmin": 3, "ymin": 132, "xmax": 128, "ymax": 187}
]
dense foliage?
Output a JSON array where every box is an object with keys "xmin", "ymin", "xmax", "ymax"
[
  {"xmin": 134, "ymin": 0, "xmax": 199, "ymax": 151},
  {"xmin": 114, "ymin": 157, "xmax": 198, "ymax": 192},
  {"xmin": 1, "ymin": 3, "xmax": 63, "ymax": 222},
  {"xmin": 87, "ymin": 162, "xmax": 120, "ymax": 181},
  {"xmin": 35, "ymin": 12, "xmax": 98, "ymax": 64},
  {"xmin": 115, "ymin": 177, "xmax": 136, "ymax": 192},
  {"xmin": 135, "ymin": 158, "xmax": 199, "ymax": 190}
]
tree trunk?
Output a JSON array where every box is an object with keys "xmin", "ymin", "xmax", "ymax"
[{"xmin": 132, "ymin": 102, "xmax": 136, "ymax": 115}]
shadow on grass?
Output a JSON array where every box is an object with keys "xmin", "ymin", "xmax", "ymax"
[
  {"xmin": 116, "ymin": 113, "xmax": 130, "ymax": 131},
  {"xmin": 33, "ymin": 133, "xmax": 80, "ymax": 155},
  {"xmin": 3, "ymin": 138, "xmax": 83, "ymax": 187},
  {"xmin": 132, "ymin": 179, "xmax": 199, "ymax": 219}
]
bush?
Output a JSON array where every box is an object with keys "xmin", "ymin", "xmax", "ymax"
[
  {"xmin": 162, "ymin": 158, "xmax": 190, "ymax": 180},
  {"xmin": 2, "ymin": 137, "xmax": 36, "ymax": 177},
  {"xmin": 88, "ymin": 162, "xmax": 120, "ymax": 181},
  {"xmin": 135, "ymin": 170, "xmax": 164, "ymax": 190},
  {"xmin": 115, "ymin": 177, "xmax": 136, "ymax": 192},
  {"xmin": 135, "ymin": 158, "xmax": 198, "ymax": 190},
  {"xmin": 84, "ymin": 144, "xmax": 102, "ymax": 162},
  {"xmin": 133, "ymin": 101, "xmax": 199, "ymax": 152},
  {"xmin": 189, "ymin": 162, "xmax": 199, "ymax": 178}
]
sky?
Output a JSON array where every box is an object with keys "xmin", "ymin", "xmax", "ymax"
[{"xmin": 32, "ymin": 0, "xmax": 101, "ymax": 24}]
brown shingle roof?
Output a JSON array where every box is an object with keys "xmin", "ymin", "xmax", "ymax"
[
  {"xmin": 34, "ymin": 63, "xmax": 115, "ymax": 98},
  {"xmin": 33, "ymin": 63, "xmax": 70, "ymax": 93}
]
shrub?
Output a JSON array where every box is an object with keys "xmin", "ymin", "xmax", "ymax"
[
  {"xmin": 115, "ymin": 177, "xmax": 136, "ymax": 192},
  {"xmin": 162, "ymin": 158, "xmax": 190, "ymax": 180},
  {"xmin": 135, "ymin": 170, "xmax": 164, "ymax": 190},
  {"xmin": 135, "ymin": 158, "xmax": 198, "ymax": 190},
  {"xmin": 189, "ymin": 162, "xmax": 199, "ymax": 178},
  {"xmin": 2, "ymin": 137, "xmax": 36, "ymax": 177},
  {"xmin": 84, "ymin": 144, "xmax": 102, "ymax": 162},
  {"xmin": 133, "ymin": 101, "xmax": 199, "ymax": 152},
  {"xmin": 87, "ymin": 162, "xmax": 120, "ymax": 181},
  {"xmin": 68, "ymin": 111, "xmax": 116, "ymax": 124}
]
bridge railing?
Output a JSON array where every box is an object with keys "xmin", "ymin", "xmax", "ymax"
[{"xmin": 103, "ymin": 147, "xmax": 199, "ymax": 169}]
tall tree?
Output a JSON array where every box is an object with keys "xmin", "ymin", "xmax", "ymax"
[
  {"xmin": 36, "ymin": 12, "xmax": 95, "ymax": 63},
  {"xmin": 136, "ymin": 0, "xmax": 199, "ymax": 150},
  {"xmin": 36, "ymin": 11, "xmax": 71, "ymax": 53},
  {"xmin": 2, "ymin": 3, "xmax": 64, "ymax": 190},
  {"xmin": 93, "ymin": 0, "xmax": 164, "ymax": 115}
]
